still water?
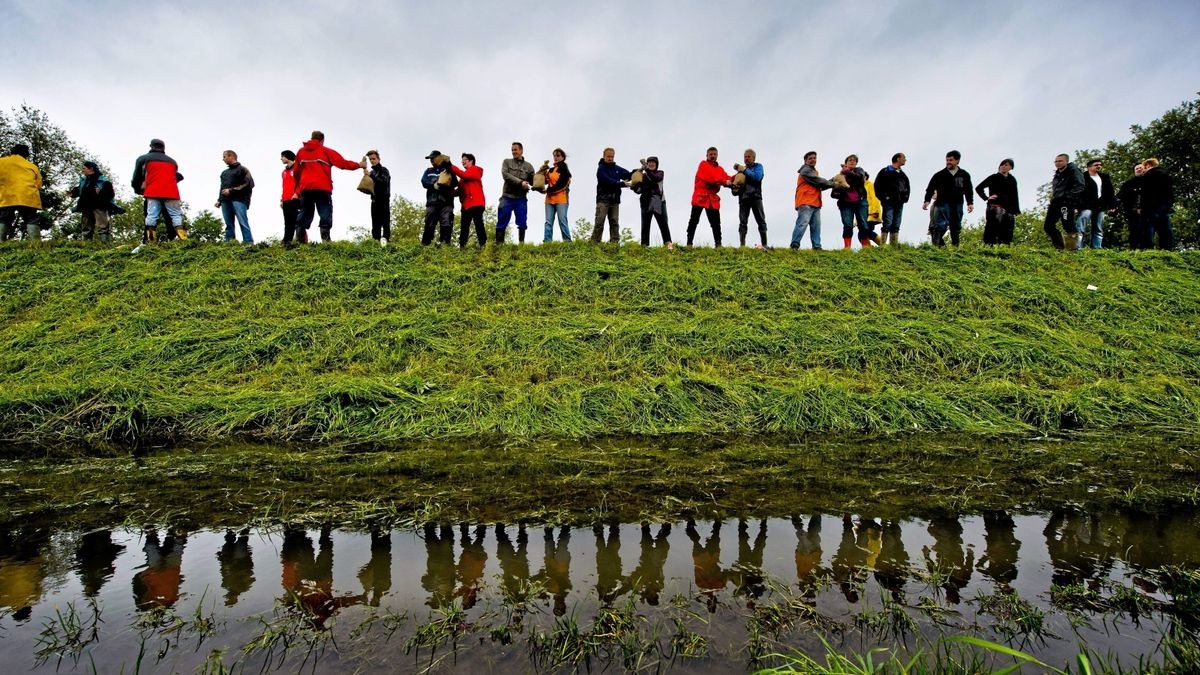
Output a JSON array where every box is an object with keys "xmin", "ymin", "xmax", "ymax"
[{"xmin": 2, "ymin": 508, "xmax": 1198, "ymax": 673}]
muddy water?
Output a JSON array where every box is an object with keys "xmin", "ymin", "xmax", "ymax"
[{"xmin": 2, "ymin": 508, "xmax": 1198, "ymax": 673}]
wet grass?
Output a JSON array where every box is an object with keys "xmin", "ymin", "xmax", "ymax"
[
  {"xmin": 1, "ymin": 242, "xmax": 1198, "ymax": 444},
  {"xmin": 2, "ymin": 433, "xmax": 1199, "ymax": 531}
]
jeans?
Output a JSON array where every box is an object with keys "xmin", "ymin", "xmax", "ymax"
[
  {"xmin": 881, "ymin": 203, "xmax": 903, "ymax": 233},
  {"xmin": 145, "ymin": 198, "xmax": 183, "ymax": 228},
  {"xmin": 497, "ymin": 196, "xmax": 528, "ymax": 231},
  {"xmin": 370, "ymin": 199, "xmax": 391, "ymax": 241},
  {"xmin": 686, "ymin": 205, "xmax": 721, "ymax": 247},
  {"xmin": 298, "ymin": 190, "xmax": 333, "ymax": 241},
  {"xmin": 839, "ymin": 201, "xmax": 874, "ymax": 243},
  {"xmin": 422, "ymin": 204, "xmax": 454, "ymax": 245},
  {"xmin": 1042, "ymin": 199, "xmax": 1077, "ymax": 249},
  {"xmin": 738, "ymin": 198, "xmax": 767, "ymax": 246},
  {"xmin": 591, "ymin": 202, "xmax": 619, "ymax": 242},
  {"xmin": 1075, "ymin": 209, "xmax": 1104, "ymax": 249},
  {"xmin": 544, "ymin": 202, "xmax": 571, "ymax": 242},
  {"xmin": 220, "ymin": 200, "xmax": 253, "ymax": 243},
  {"xmin": 460, "ymin": 206, "xmax": 486, "ymax": 246},
  {"xmin": 931, "ymin": 201, "xmax": 964, "ymax": 246},
  {"xmin": 790, "ymin": 206, "xmax": 821, "ymax": 249},
  {"xmin": 639, "ymin": 200, "xmax": 671, "ymax": 246}
]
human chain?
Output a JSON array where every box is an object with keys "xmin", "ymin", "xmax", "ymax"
[{"xmin": 0, "ymin": 132, "xmax": 1178, "ymax": 251}]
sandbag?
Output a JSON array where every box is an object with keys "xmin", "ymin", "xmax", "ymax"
[
  {"xmin": 629, "ymin": 164, "xmax": 644, "ymax": 186},
  {"xmin": 531, "ymin": 161, "xmax": 550, "ymax": 192},
  {"xmin": 831, "ymin": 173, "xmax": 850, "ymax": 191},
  {"xmin": 357, "ymin": 172, "xmax": 374, "ymax": 195},
  {"xmin": 436, "ymin": 169, "xmax": 452, "ymax": 187}
]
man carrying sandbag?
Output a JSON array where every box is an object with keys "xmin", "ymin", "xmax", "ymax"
[
  {"xmin": 366, "ymin": 150, "xmax": 391, "ymax": 246},
  {"xmin": 420, "ymin": 150, "xmax": 457, "ymax": 246},
  {"xmin": 592, "ymin": 147, "xmax": 631, "ymax": 243},
  {"xmin": 736, "ymin": 149, "xmax": 767, "ymax": 248},
  {"xmin": 292, "ymin": 130, "xmax": 366, "ymax": 242},
  {"xmin": 687, "ymin": 147, "xmax": 732, "ymax": 248},
  {"xmin": 499, "ymin": 142, "xmax": 534, "ymax": 244}
]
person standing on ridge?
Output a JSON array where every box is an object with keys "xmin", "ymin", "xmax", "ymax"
[
  {"xmin": 1078, "ymin": 158, "xmax": 1114, "ymax": 249},
  {"xmin": 1139, "ymin": 158, "xmax": 1175, "ymax": 250},
  {"xmin": 1114, "ymin": 163, "xmax": 1145, "ymax": 249},
  {"xmin": 975, "ymin": 158, "xmax": 1021, "ymax": 245},
  {"xmin": 834, "ymin": 154, "xmax": 876, "ymax": 248},
  {"xmin": 131, "ymin": 138, "xmax": 187, "ymax": 246},
  {"xmin": 1041, "ymin": 153, "xmax": 1085, "ymax": 250},
  {"xmin": 637, "ymin": 157, "xmax": 673, "ymax": 248},
  {"xmin": 687, "ymin": 146, "xmax": 731, "ymax": 247},
  {"xmin": 791, "ymin": 151, "xmax": 834, "ymax": 250},
  {"xmin": 498, "ymin": 142, "xmax": 534, "ymax": 244},
  {"xmin": 279, "ymin": 150, "xmax": 307, "ymax": 244},
  {"xmin": 365, "ymin": 150, "xmax": 391, "ymax": 246},
  {"xmin": 922, "ymin": 150, "xmax": 974, "ymax": 247},
  {"xmin": 70, "ymin": 160, "xmax": 119, "ymax": 242},
  {"xmin": 736, "ymin": 149, "xmax": 767, "ymax": 248},
  {"xmin": 0, "ymin": 144, "xmax": 43, "ymax": 242},
  {"xmin": 216, "ymin": 150, "xmax": 254, "ymax": 243},
  {"xmin": 292, "ymin": 130, "xmax": 367, "ymax": 242},
  {"xmin": 450, "ymin": 152, "xmax": 486, "ymax": 247},
  {"xmin": 873, "ymin": 153, "xmax": 910, "ymax": 246},
  {"xmin": 420, "ymin": 150, "xmax": 457, "ymax": 246},
  {"xmin": 592, "ymin": 147, "xmax": 631, "ymax": 243},
  {"xmin": 543, "ymin": 148, "xmax": 572, "ymax": 243}
]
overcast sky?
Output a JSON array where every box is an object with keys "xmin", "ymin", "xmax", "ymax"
[{"xmin": 5, "ymin": 0, "xmax": 1199, "ymax": 246}]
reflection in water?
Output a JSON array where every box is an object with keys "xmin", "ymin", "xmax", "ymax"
[
  {"xmin": 455, "ymin": 525, "xmax": 486, "ymax": 609},
  {"xmin": 792, "ymin": 515, "xmax": 823, "ymax": 599},
  {"xmin": 217, "ymin": 529, "xmax": 254, "ymax": 606},
  {"xmin": 732, "ymin": 519, "xmax": 768, "ymax": 602},
  {"xmin": 978, "ymin": 511, "xmax": 1020, "ymax": 591},
  {"xmin": 421, "ymin": 525, "xmax": 456, "ymax": 609},
  {"xmin": 923, "ymin": 517, "xmax": 974, "ymax": 604},
  {"xmin": 281, "ymin": 527, "xmax": 364, "ymax": 627},
  {"xmin": 132, "ymin": 529, "xmax": 187, "ymax": 610},
  {"xmin": 875, "ymin": 520, "xmax": 909, "ymax": 602},
  {"xmin": 1045, "ymin": 509, "xmax": 1115, "ymax": 590},
  {"xmin": 78, "ymin": 530, "xmax": 125, "ymax": 599},
  {"xmin": 359, "ymin": 529, "xmax": 392, "ymax": 607},
  {"xmin": 495, "ymin": 524, "xmax": 530, "ymax": 599},
  {"xmin": 686, "ymin": 519, "xmax": 727, "ymax": 612},
  {"xmin": 538, "ymin": 527, "xmax": 572, "ymax": 616},
  {"xmin": 628, "ymin": 523, "xmax": 671, "ymax": 606},
  {"xmin": 594, "ymin": 524, "xmax": 622, "ymax": 607},
  {"xmin": 0, "ymin": 526, "xmax": 48, "ymax": 622},
  {"xmin": 832, "ymin": 516, "xmax": 869, "ymax": 603}
]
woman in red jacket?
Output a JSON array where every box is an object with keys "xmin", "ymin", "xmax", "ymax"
[{"xmin": 450, "ymin": 153, "xmax": 486, "ymax": 246}]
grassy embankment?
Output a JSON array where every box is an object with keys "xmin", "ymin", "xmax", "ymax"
[{"xmin": 0, "ymin": 242, "xmax": 1198, "ymax": 444}]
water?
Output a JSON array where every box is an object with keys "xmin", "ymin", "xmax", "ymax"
[{"xmin": 2, "ymin": 508, "xmax": 1198, "ymax": 673}]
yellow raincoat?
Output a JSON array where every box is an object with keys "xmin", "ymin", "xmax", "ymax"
[{"xmin": 0, "ymin": 154, "xmax": 43, "ymax": 209}]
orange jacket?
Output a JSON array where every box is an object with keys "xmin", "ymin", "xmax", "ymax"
[{"xmin": 691, "ymin": 160, "xmax": 730, "ymax": 209}]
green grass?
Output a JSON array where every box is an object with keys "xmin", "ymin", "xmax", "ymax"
[{"xmin": 1, "ymin": 241, "xmax": 1198, "ymax": 444}]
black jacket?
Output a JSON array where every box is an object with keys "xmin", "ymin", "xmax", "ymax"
[
  {"xmin": 1050, "ymin": 163, "xmax": 1085, "ymax": 205},
  {"xmin": 975, "ymin": 172, "xmax": 1021, "ymax": 215},
  {"xmin": 638, "ymin": 168, "xmax": 664, "ymax": 201},
  {"xmin": 596, "ymin": 160, "xmax": 631, "ymax": 205},
  {"xmin": 1140, "ymin": 167, "xmax": 1173, "ymax": 211},
  {"xmin": 873, "ymin": 165, "xmax": 910, "ymax": 204},
  {"xmin": 1115, "ymin": 174, "xmax": 1143, "ymax": 216},
  {"xmin": 923, "ymin": 167, "xmax": 974, "ymax": 206},
  {"xmin": 218, "ymin": 162, "xmax": 255, "ymax": 204},
  {"xmin": 421, "ymin": 165, "xmax": 457, "ymax": 208},
  {"xmin": 369, "ymin": 165, "xmax": 391, "ymax": 203},
  {"xmin": 834, "ymin": 166, "xmax": 869, "ymax": 207},
  {"xmin": 1079, "ymin": 171, "xmax": 1115, "ymax": 211}
]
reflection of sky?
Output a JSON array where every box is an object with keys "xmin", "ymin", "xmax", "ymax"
[
  {"xmin": 4, "ymin": 1, "xmax": 1199, "ymax": 246},
  {"xmin": 1, "ymin": 509, "xmax": 1198, "ymax": 671}
]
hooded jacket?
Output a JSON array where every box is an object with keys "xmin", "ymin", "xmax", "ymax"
[
  {"xmin": 596, "ymin": 160, "xmax": 631, "ymax": 205},
  {"xmin": 691, "ymin": 160, "xmax": 730, "ymax": 209},
  {"xmin": 449, "ymin": 164, "xmax": 485, "ymax": 210},
  {"xmin": 281, "ymin": 164, "xmax": 298, "ymax": 203},
  {"xmin": 834, "ymin": 166, "xmax": 870, "ymax": 207},
  {"xmin": 0, "ymin": 154, "xmax": 43, "ymax": 209},
  {"xmin": 873, "ymin": 165, "xmax": 910, "ymax": 205},
  {"xmin": 131, "ymin": 149, "xmax": 181, "ymax": 200},
  {"xmin": 1050, "ymin": 162, "xmax": 1086, "ymax": 205},
  {"xmin": 795, "ymin": 164, "xmax": 833, "ymax": 209},
  {"xmin": 292, "ymin": 139, "xmax": 361, "ymax": 195},
  {"xmin": 72, "ymin": 172, "xmax": 116, "ymax": 213}
]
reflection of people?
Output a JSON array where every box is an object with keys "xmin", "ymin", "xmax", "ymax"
[
  {"xmin": 976, "ymin": 512, "xmax": 1020, "ymax": 591},
  {"xmin": 357, "ymin": 529, "xmax": 392, "ymax": 607},
  {"xmin": 1043, "ymin": 509, "xmax": 1114, "ymax": 590},
  {"xmin": 132, "ymin": 528, "xmax": 187, "ymax": 610},
  {"xmin": 281, "ymin": 527, "xmax": 364, "ymax": 628},
  {"xmin": 594, "ymin": 524, "xmax": 624, "ymax": 607},
  {"xmin": 421, "ymin": 524, "xmax": 457, "ymax": 609},
  {"xmin": 455, "ymin": 525, "xmax": 487, "ymax": 609},
  {"xmin": 832, "ymin": 516, "xmax": 869, "ymax": 603},
  {"xmin": 685, "ymin": 519, "xmax": 727, "ymax": 612},
  {"xmin": 626, "ymin": 523, "xmax": 671, "ymax": 606},
  {"xmin": 217, "ymin": 529, "xmax": 255, "ymax": 606},
  {"xmin": 495, "ymin": 524, "xmax": 531, "ymax": 598},
  {"xmin": 0, "ymin": 526, "xmax": 49, "ymax": 621},
  {"xmin": 77, "ymin": 529, "xmax": 125, "ymax": 599},
  {"xmin": 923, "ymin": 517, "xmax": 974, "ymax": 604},
  {"xmin": 536, "ymin": 527, "xmax": 572, "ymax": 616},
  {"xmin": 874, "ymin": 520, "xmax": 910, "ymax": 602},
  {"xmin": 792, "ymin": 515, "xmax": 823, "ymax": 597},
  {"xmin": 732, "ymin": 519, "xmax": 768, "ymax": 601}
]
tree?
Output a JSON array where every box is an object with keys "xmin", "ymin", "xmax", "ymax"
[
  {"xmin": 0, "ymin": 104, "xmax": 111, "ymax": 238},
  {"xmin": 1075, "ymin": 93, "xmax": 1200, "ymax": 248}
]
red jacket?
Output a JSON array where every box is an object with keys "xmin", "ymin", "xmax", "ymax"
[
  {"xmin": 449, "ymin": 164, "xmax": 485, "ymax": 210},
  {"xmin": 131, "ymin": 150, "xmax": 180, "ymax": 200},
  {"xmin": 292, "ymin": 139, "xmax": 361, "ymax": 195},
  {"xmin": 281, "ymin": 164, "xmax": 297, "ymax": 202},
  {"xmin": 691, "ymin": 160, "xmax": 730, "ymax": 209}
]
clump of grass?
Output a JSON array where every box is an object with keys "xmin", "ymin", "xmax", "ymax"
[{"xmin": 1, "ymin": 244, "xmax": 1199, "ymax": 443}]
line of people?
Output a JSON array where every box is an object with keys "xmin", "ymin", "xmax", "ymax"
[{"xmin": 0, "ymin": 135, "xmax": 1179, "ymax": 251}]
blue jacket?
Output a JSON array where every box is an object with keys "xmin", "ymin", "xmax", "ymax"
[
  {"xmin": 596, "ymin": 160, "xmax": 631, "ymax": 204},
  {"xmin": 71, "ymin": 173, "xmax": 122, "ymax": 214},
  {"xmin": 740, "ymin": 163, "xmax": 764, "ymax": 201},
  {"xmin": 421, "ymin": 165, "xmax": 456, "ymax": 208}
]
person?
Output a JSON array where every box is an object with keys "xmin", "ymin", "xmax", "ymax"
[
  {"xmin": 1042, "ymin": 153, "xmax": 1086, "ymax": 250},
  {"xmin": 737, "ymin": 149, "xmax": 768, "ymax": 248},
  {"xmin": 1078, "ymin": 158, "xmax": 1115, "ymax": 249},
  {"xmin": 292, "ymin": 130, "xmax": 366, "ymax": 242},
  {"xmin": 365, "ymin": 150, "xmax": 391, "ymax": 245},
  {"xmin": 279, "ymin": 150, "xmax": 307, "ymax": 244},
  {"xmin": 791, "ymin": 151, "xmax": 833, "ymax": 250},
  {"xmin": 215, "ymin": 150, "xmax": 254, "ymax": 243},
  {"xmin": 834, "ymin": 154, "xmax": 876, "ymax": 248},
  {"xmin": 922, "ymin": 150, "xmax": 975, "ymax": 246},
  {"xmin": 1140, "ymin": 158, "xmax": 1175, "ymax": 250},
  {"xmin": 70, "ymin": 160, "xmax": 118, "ymax": 242},
  {"xmin": 0, "ymin": 143, "xmax": 43, "ymax": 241},
  {"xmin": 687, "ymin": 147, "xmax": 731, "ymax": 247},
  {"xmin": 131, "ymin": 138, "xmax": 187, "ymax": 246},
  {"xmin": 543, "ymin": 148, "xmax": 572, "ymax": 242},
  {"xmin": 420, "ymin": 150, "xmax": 457, "ymax": 245},
  {"xmin": 591, "ymin": 147, "xmax": 631, "ymax": 243},
  {"xmin": 499, "ymin": 142, "xmax": 534, "ymax": 244},
  {"xmin": 1114, "ymin": 163, "xmax": 1145, "ymax": 249},
  {"xmin": 873, "ymin": 153, "xmax": 910, "ymax": 246},
  {"xmin": 975, "ymin": 159, "xmax": 1021, "ymax": 245},
  {"xmin": 450, "ymin": 152, "xmax": 486, "ymax": 247},
  {"xmin": 637, "ymin": 157, "xmax": 673, "ymax": 248}
]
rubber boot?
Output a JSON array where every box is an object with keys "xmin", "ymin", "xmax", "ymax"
[
  {"xmin": 175, "ymin": 227, "xmax": 188, "ymax": 241},
  {"xmin": 518, "ymin": 228, "xmax": 526, "ymax": 244},
  {"xmin": 1064, "ymin": 232, "xmax": 1078, "ymax": 251},
  {"xmin": 320, "ymin": 227, "xmax": 332, "ymax": 242},
  {"xmin": 843, "ymin": 237, "xmax": 852, "ymax": 249},
  {"xmin": 495, "ymin": 228, "xmax": 505, "ymax": 244}
]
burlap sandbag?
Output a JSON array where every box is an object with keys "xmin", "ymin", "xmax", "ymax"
[
  {"xmin": 831, "ymin": 173, "xmax": 850, "ymax": 191},
  {"xmin": 357, "ymin": 173, "xmax": 374, "ymax": 195},
  {"xmin": 629, "ymin": 168, "xmax": 644, "ymax": 186},
  {"xmin": 436, "ymin": 169, "xmax": 452, "ymax": 187},
  {"xmin": 731, "ymin": 163, "xmax": 747, "ymax": 187},
  {"xmin": 531, "ymin": 161, "xmax": 550, "ymax": 192}
]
